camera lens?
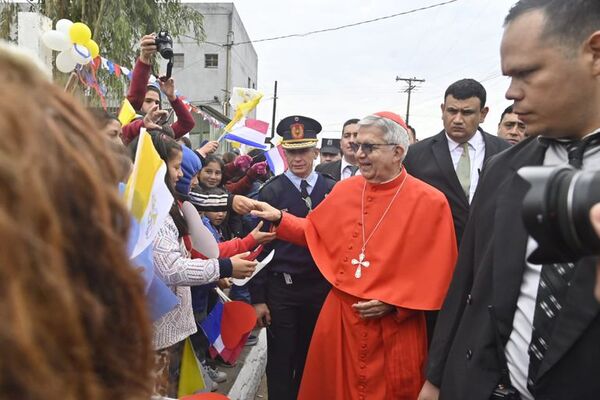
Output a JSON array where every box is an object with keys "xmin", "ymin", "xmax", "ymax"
[{"xmin": 519, "ymin": 166, "xmax": 600, "ymax": 264}]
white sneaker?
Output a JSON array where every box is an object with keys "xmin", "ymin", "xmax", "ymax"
[
  {"xmin": 199, "ymin": 365, "xmax": 219, "ymax": 392},
  {"xmin": 202, "ymin": 362, "xmax": 227, "ymax": 384}
]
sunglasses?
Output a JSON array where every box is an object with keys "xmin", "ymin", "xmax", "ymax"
[{"xmin": 349, "ymin": 142, "xmax": 397, "ymax": 155}]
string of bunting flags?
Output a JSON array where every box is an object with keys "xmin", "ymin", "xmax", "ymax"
[{"xmin": 78, "ymin": 55, "xmax": 225, "ymax": 129}]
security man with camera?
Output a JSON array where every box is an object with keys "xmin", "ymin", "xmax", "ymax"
[
  {"xmin": 120, "ymin": 33, "xmax": 195, "ymax": 145},
  {"xmin": 419, "ymin": 1, "xmax": 600, "ymax": 400}
]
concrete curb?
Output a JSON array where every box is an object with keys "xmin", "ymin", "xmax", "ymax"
[{"xmin": 227, "ymin": 329, "xmax": 267, "ymax": 399}]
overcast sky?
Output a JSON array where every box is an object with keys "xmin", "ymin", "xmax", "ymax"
[{"xmin": 202, "ymin": 0, "xmax": 518, "ymax": 139}]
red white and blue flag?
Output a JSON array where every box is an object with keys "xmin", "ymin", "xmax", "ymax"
[
  {"xmin": 200, "ymin": 300, "xmax": 257, "ymax": 364},
  {"xmin": 222, "ymin": 119, "xmax": 269, "ymax": 149},
  {"xmin": 265, "ymin": 144, "xmax": 288, "ymax": 175}
]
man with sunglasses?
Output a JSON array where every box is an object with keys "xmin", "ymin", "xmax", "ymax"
[
  {"xmin": 250, "ymin": 112, "xmax": 457, "ymax": 399},
  {"xmin": 250, "ymin": 115, "xmax": 335, "ymax": 400}
]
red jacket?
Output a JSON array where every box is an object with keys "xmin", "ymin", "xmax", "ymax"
[
  {"xmin": 122, "ymin": 59, "xmax": 195, "ymax": 144},
  {"xmin": 185, "ymin": 233, "xmax": 258, "ymax": 259}
]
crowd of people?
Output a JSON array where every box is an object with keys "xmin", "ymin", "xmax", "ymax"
[{"xmin": 2, "ymin": 1, "xmax": 600, "ymax": 400}]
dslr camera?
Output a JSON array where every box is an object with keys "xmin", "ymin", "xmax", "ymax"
[
  {"xmin": 519, "ymin": 165, "xmax": 600, "ymax": 264},
  {"xmin": 155, "ymin": 30, "xmax": 174, "ymax": 59}
]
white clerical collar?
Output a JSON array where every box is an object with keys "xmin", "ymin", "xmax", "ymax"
[{"xmin": 445, "ymin": 129, "xmax": 484, "ymax": 151}]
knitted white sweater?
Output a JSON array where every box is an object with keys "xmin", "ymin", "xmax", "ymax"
[{"xmin": 152, "ymin": 215, "xmax": 220, "ymax": 350}]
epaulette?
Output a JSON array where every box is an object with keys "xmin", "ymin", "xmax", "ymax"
[{"xmin": 258, "ymin": 174, "xmax": 284, "ymax": 193}]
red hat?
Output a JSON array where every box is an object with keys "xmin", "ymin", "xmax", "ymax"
[{"xmin": 373, "ymin": 111, "xmax": 408, "ymax": 130}]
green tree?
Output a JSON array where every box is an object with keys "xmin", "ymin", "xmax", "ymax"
[{"xmin": 0, "ymin": 0, "xmax": 205, "ymax": 106}]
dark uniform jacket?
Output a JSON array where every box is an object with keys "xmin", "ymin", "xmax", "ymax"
[{"xmin": 249, "ymin": 172, "xmax": 336, "ymax": 304}]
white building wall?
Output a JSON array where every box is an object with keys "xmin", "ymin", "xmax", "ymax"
[{"xmin": 172, "ymin": 3, "xmax": 258, "ymax": 146}]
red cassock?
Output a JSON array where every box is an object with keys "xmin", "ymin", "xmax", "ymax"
[{"xmin": 275, "ymin": 168, "xmax": 457, "ymax": 399}]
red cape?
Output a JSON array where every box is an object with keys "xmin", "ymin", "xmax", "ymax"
[{"xmin": 278, "ymin": 168, "xmax": 457, "ymax": 309}]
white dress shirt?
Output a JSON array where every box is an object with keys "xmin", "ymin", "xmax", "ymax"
[
  {"xmin": 284, "ymin": 169, "xmax": 318, "ymax": 194},
  {"xmin": 505, "ymin": 129, "xmax": 600, "ymax": 399},
  {"xmin": 446, "ymin": 130, "xmax": 485, "ymax": 203},
  {"xmin": 340, "ymin": 157, "xmax": 357, "ymax": 180}
]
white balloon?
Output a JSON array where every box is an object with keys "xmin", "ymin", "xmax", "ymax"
[
  {"xmin": 71, "ymin": 44, "xmax": 91, "ymax": 65},
  {"xmin": 55, "ymin": 19, "xmax": 73, "ymax": 35},
  {"xmin": 41, "ymin": 30, "xmax": 71, "ymax": 51},
  {"xmin": 55, "ymin": 50, "xmax": 76, "ymax": 73}
]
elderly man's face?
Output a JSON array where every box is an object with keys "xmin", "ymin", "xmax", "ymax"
[
  {"xmin": 498, "ymin": 112, "xmax": 527, "ymax": 145},
  {"xmin": 355, "ymin": 125, "xmax": 404, "ymax": 184}
]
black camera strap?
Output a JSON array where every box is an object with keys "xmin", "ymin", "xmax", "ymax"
[
  {"xmin": 165, "ymin": 58, "xmax": 174, "ymax": 80},
  {"xmin": 488, "ymin": 305, "xmax": 514, "ymax": 388}
]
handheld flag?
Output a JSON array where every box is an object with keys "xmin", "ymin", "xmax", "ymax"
[
  {"xmin": 200, "ymin": 300, "xmax": 257, "ymax": 364},
  {"xmin": 177, "ymin": 337, "xmax": 208, "ymax": 397},
  {"xmin": 118, "ymin": 98, "xmax": 137, "ymax": 125},
  {"xmin": 224, "ymin": 87, "xmax": 263, "ymax": 132},
  {"xmin": 265, "ymin": 144, "xmax": 288, "ymax": 175},
  {"xmin": 222, "ymin": 118, "xmax": 269, "ymax": 149},
  {"xmin": 124, "ymin": 129, "xmax": 174, "ymax": 257}
]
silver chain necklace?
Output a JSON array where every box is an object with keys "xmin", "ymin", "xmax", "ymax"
[{"xmin": 351, "ymin": 171, "xmax": 408, "ymax": 279}]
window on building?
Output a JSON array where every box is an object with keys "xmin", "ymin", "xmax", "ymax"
[
  {"xmin": 173, "ymin": 53, "xmax": 185, "ymax": 69},
  {"xmin": 248, "ymin": 77, "xmax": 251, "ymax": 88},
  {"xmin": 252, "ymin": 82, "xmax": 256, "ymax": 89},
  {"xmin": 205, "ymin": 54, "xmax": 218, "ymax": 68}
]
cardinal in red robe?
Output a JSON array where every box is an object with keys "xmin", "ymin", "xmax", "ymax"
[{"xmin": 252, "ymin": 112, "xmax": 457, "ymax": 399}]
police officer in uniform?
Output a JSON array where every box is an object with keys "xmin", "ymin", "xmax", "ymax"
[{"xmin": 251, "ymin": 115, "xmax": 335, "ymax": 400}]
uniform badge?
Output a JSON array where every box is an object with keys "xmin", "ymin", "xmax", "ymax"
[{"xmin": 290, "ymin": 123, "xmax": 305, "ymax": 139}]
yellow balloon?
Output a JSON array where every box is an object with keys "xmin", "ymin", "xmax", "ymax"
[
  {"xmin": 86, "ymin": 39, "xmax": 99, "ymax": 59},
  {"xmin": 69, "ymin": 22, "xmax": 92, "ymax": 45}
]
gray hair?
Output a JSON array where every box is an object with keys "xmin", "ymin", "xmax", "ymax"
[{"xmin": 357, "ymin": 115, "xmax": 410, "ymax": 159}]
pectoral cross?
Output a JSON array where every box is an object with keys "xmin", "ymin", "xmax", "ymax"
[{"xmin": 351, "ymin": 252, "xmax": 370, "ymax": 279}]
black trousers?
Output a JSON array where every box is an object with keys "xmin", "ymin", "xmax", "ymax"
[{"xmin": 265, "ymin": 272, "xmax": 330, "ymax": 400}]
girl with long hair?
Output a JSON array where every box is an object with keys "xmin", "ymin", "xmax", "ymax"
[{"xmin": 146, "ymin": 132, "xmax": 257, "ymax": 397}]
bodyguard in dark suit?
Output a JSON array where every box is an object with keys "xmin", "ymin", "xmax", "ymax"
[
  {"xmin": 419, "ymin": 2, "xmax": 600, "ymax": 399},
  {"xmin": 315, "ymin": 118, "xmax": 360, "ymax": 181},
  {"xmin": 251, "ymin": 115, "xmax": 335, "ymax": 400},
  {"xmin": 404, "ymin": 79, "xmax": 509, "ymax": 246}
]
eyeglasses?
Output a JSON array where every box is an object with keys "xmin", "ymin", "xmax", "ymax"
[{"xmin": 349, "ymin": 142, "xmax": 397, "ymax": 155}]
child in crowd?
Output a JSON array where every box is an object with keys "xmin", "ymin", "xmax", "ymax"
[{"xmin": 136, "ymin": 132, "xmax": 256, "ymax": 397}]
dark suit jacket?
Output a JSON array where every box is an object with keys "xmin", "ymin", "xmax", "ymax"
[
  {"xmin": 403, "ymin": 129, "xmax": 509, "ymax": 245},
  {"xmin": 315, "ymin": 159, "xmax": 342, "ymax": 181},
  {"xmin": 427, "ymin": 136, "xmax": 600, "ymax": 399}
]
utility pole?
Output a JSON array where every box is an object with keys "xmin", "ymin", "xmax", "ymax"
[
  {"xmin": 395, "ymin": 76, "xmax": 425, "ymax": 125},
  {"xmin": 270, "ymin": 80, "xmax": 278, "ymax": 146}
]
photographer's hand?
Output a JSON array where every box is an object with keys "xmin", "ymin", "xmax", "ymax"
[
  {"xmin": 591, "ymin": 203, "xmax": 600, "ymax": 301},
  {"xmin": 158, "ymin": 78, "xmax": 176, "ymax": 102},
  {"xmin": 140, "ymin": 34, "xmax": 157, "ymax": 65}
]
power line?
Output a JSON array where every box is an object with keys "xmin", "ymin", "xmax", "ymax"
[{"xmin": 232, "ymin": 0, "xmax": 461, "ymax": 46}]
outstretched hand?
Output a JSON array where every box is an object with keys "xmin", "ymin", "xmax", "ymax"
[
  {"xmin": 251, "ymin": 221, "xmax": 277, "ymax": 244},
  {"xmin": 250, "ymin": 201, "xmax": 282, "ymax": 223},
  {"xmin": 232, "ymin": 195, "xmax": 260, "ymax": 215}
]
